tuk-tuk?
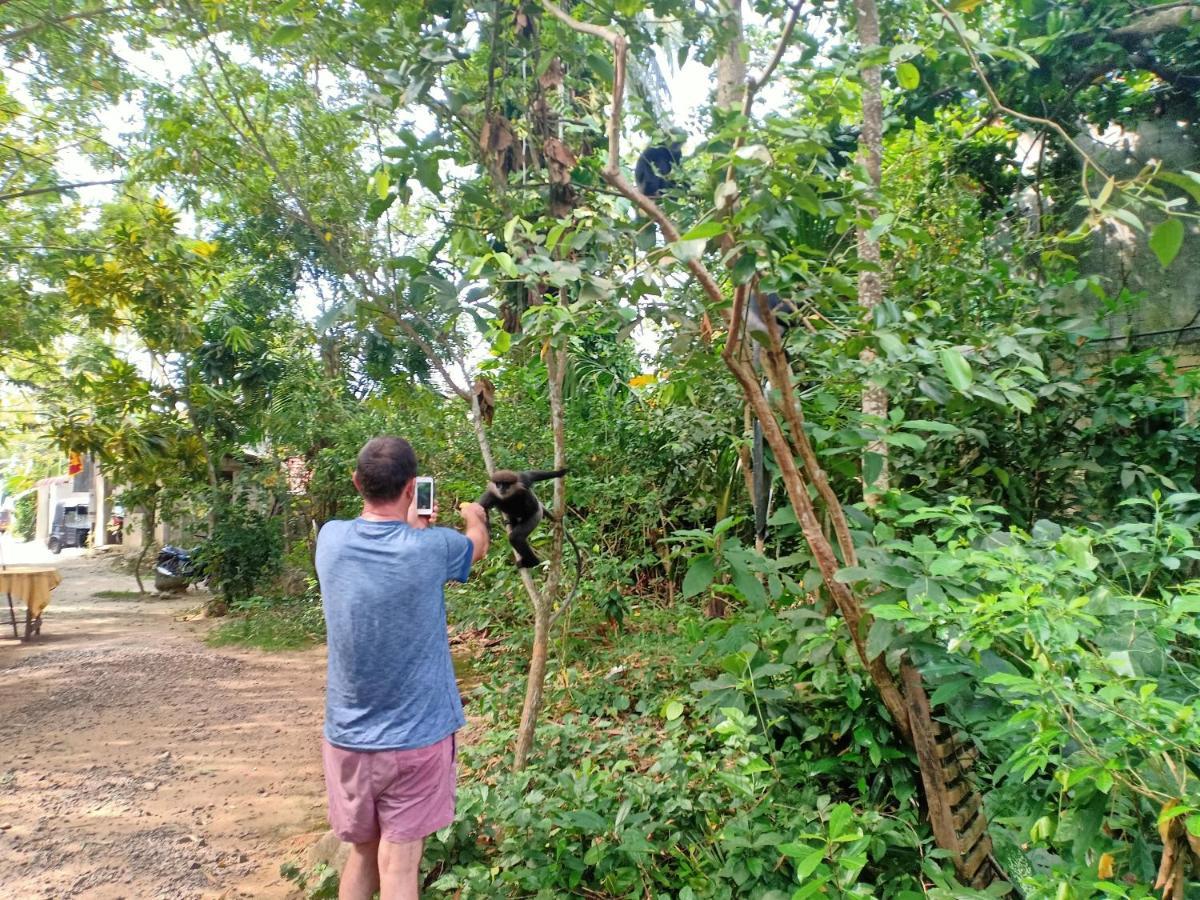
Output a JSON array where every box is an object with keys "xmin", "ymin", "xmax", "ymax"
[{"xmin": 48, "ymin": 501, "xmax": 91, "ymax": 553}]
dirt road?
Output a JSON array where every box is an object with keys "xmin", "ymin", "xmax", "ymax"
[{"xmin": 0, "ymin": 541, "xmax": 328, "ymax": 899}]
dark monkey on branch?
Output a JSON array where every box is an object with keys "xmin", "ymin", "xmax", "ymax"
[
  {"xmin": 478, "ymin": 468, "xmax": 568, "ymax": 567},
  {"xmin": 634, "ymin": 141, "xmax": 684, "ymax": 198}
]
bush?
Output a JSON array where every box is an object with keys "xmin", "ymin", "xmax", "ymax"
[
  {"xmin": 426, "ymin": 709, "xmax": 940, "ymax": 899},
  {"xmin": 13, "ymin": 493, "xmax": 35, "ymax": 542},
  {"xmin": 202, "ymin": 495, "xmax": 283, "ymax": 605},
  {"xmin": 852, "ymin": 494, "xmax": 1200, "ymax": 896}
]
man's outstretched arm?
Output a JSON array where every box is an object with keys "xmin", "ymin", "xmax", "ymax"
[{"xmin": 459, "ymin": 502, "xmax": 490, "ymax": 564}]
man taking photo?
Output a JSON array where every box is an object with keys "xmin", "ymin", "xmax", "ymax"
[{"xmin": 315, "ymin": 436, "xmax": 490, "ymax": 900}]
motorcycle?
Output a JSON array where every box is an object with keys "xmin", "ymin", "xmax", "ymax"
[{"xmin": 154, "ymin": 545, "xmax": 208, "ymax": 592}]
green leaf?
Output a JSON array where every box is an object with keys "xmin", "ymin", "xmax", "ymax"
[
  {"xmin": 564, "ymin": 809, "xmax": 608, "ymax": 831},
  {"xmin": 884, "ymin": 431, "xmax": 927, "ymax": 452},
  {"xmin": 827, "ymin": 803, "xmax": 853, "ymax": 840},
  {"xmin": 1105, "ymin": 650, "xmax": 1136, "ymax": 678},
  {"xmin": 669, "ymin": 239, "xmax": 707, "ymax": 263},
  {"xmin": 896, "ymin": 62, "xmax": 920, "ymax": 90},
  {"xmin": 778, "ymin": 841, "xmax": 815, "ymax": 858},
  {"xmin": 901, "ymin": 419, "xmax": 960, "ymax": 434},
  {"xmin": 863, "ymin": 451, "xmax": 884, "ymax": 488},
  {"xmin": 1172, "ymin": 596, "xmax": 1200, "ymax": 615},
  {"xmin": 1004, "ymin": 389, "xmax": 1033, "ymax": 414},
  {"xmin": 269, "ymin": 23, "xmax": 304, "ymax": 45},
  {"xmin": 866, "ymin": 213, "xmax": 894, "ymax": 242},
  {"xmin": 733, "ymin": 568, "xmax": 767, "ymax": 607},
  {"xmin": 795, "ymin": 847, "xmax": 826, "ymax": 880},
  {"xmin": 1108, "ymin": 207, "xmax": 1144, "ymax": 232},
  {"xmin": 834, "ymin": 565, "xmax": 870, "ymax": 583},
  {"xmin": 939, "ymin": 348, "xmax": 973, "ymax": 391},
  {"xmin": 489, "ymin": 328, "xmax": 511, "ymax": 355},
  {"xmin": 680, "ymin": 221, "xmax": 725, "ymax": 241},
  {"xmin": 1058, "ymin": 534, "xmax": 1099, "ymax": 571},
  {"xmin": 929, "ymin": 555, "xmax": 964, "ymax": 576},
  {"xmin": 1149, "ymin": 218, "xmax": 1184, "ymax": 268},
  {"xmin": 889, "ymin": 43, "xmax": 923, "ymax": 63},
  {"xmin": 794, "ymin": 183, "xmax": 821, "ymax": 216},
  {"xmin": 876, "ymin": 330, "xmax": 906, "ymax": 358},
  {"xmin": 662, "ymin": 700, "xmax": 684, "ymax": 721},
  {"xmin": 866, "ymin": 618, "xmax": 896, "ymax": 659},
  {"xmin": 1155, "ymin": 171, "xmax": 1200, "ymax": 205},
  {"xmin": 682, "ymin": 554, "xmax": 716, "ymax": 598},
  {"xmin": 492, "ymin": 251, "xmax": 518, "ymax": 277}
]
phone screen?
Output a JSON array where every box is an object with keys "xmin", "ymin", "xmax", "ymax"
[{"xmin": 416, "ymin": 478, "xmax": 434, "ymax": 513}]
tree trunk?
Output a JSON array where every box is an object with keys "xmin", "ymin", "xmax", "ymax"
[
  {"xmin": 715, "ymin": 0, "xmax": 746, "ymax": 111},
  {"xmin": 512, "ymin": 341, "xmax": 568, "ymax": 771},
  {"xmin": 513, "ymin": 580, "xmax": 549, "ymax": 771},
  {"xmin": 855, "ymin": 0, "xmax": 889, "ymax": 503},
  {"xmin": 510, "ymin": 42, "xmax": 576, "ymax": 769},
  {"xmin": 134, "ymin": 498, "xmax": 157, "ymax": 594}
]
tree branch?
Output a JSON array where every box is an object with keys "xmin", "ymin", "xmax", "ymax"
[
  {"xmin": 0, "ymin": 6, "xmax": 120, "ymax": 44},
  {"xmin": 724, "ymin": 1, "xmax": 805, "ymax": 182},
  {"xmin": 0, "ymin": 179, "xmax": 122, "ymax": 203},
  {"xmin": 747, "ymin": 0, "xmax": 804, "ymax": 100}
]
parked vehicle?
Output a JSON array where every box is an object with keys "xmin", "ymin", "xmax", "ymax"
[
  {"xmin": 48, "ymin": 502, "xmax": 91, "ymax": 554},
  {"xmin": 154, "ymin": 545, "xmax": 207, "ymax": 592},
  {"xmin": 0, "ymin": 509, "xmax": 11, "ymax": 534}
]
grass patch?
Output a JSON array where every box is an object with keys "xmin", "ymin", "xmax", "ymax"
[
  {"xmin": 94, "ymin": 590, "xmax": 145, "ymax": 600},
  {"xmin": 206, "ymin": 598, "xmax": 325, "ymax": 651}
]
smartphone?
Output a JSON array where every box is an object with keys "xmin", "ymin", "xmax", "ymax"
[{"xmin": 415, "ymin": 476, "xmax": 434, "ymax": 516}]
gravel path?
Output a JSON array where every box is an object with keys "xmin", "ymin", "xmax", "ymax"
[{"xmin": 0, "ymin": 540, "xmax": 327, "ymax": 899}]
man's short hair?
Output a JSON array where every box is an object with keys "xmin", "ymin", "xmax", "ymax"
[{"xmin": 356, "ymin": 436, "xmax": 418, "ymax": 502}]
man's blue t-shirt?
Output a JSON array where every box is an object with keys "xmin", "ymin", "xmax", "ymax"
[{"xmin": 316, "ymin": 518, "xmax": 473, "ymax": 751}]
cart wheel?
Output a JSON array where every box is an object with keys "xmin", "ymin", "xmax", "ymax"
[{"xmin": 48, "ymin": 536, "xmax": 62, "ymax": 554}]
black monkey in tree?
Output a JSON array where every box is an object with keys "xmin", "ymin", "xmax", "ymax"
[
  {"xmin": 634, "ymin": 140, "xmax": 684, "ymax": 198},
  {"xmin": 478, "ymin": 468, "xmax": 568, "ymax": 567}
]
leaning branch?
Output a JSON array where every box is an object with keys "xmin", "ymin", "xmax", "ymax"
[
  {"xmin": 0, "ymin": 179, "xmax": 122, "ymax": 203},
  {"xmin": 747, "ymin": 1, "xmax": 804, "ymax": 103}
]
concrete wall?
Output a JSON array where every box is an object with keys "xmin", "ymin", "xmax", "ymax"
[{"xmin": 1075, "ymin": 119, "xmax": 1200, "ymax": 376}]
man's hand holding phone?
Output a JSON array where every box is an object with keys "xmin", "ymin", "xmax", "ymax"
[{"xmin": 408, "ymin": 476, "xmax": 438, "ymax": 529}]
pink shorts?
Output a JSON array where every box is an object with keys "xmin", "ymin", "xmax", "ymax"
[{"xmin": 322, "ymin": 734, "xmax": 456, "ymax": 844}]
